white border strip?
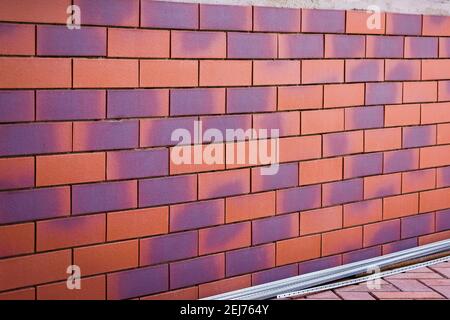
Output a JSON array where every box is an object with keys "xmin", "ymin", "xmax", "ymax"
[{"xmin": 164, "ymin": 0, "xmax": 450, "ymax": 16}]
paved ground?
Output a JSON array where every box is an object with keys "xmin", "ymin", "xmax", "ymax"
[{"xmin": 292, "ymin": 260, "xmax": 450, "ymax": 300}]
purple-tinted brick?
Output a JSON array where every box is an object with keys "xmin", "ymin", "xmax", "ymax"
[
  {"xmin": 276, "ymin": 185, "xmax": 321, "ymax": 214},
  {"xmin": 170, "ymin": 199, "xmax": 224, "ymax": 232},
  {"xmin": 325, "ymin": 34, "xmax": 365, "ymax": 58},
  {"xmin": 170, "ymin": 88, "xmax": 225, "ymax": 116},
  {"xmin": 403, "ymin": 125, "xmax": 437, "ymax": 148},
  {"xmin": 36, "ymin": 90, "xmax": 105, "ymax": 121},
  {"xmin": 436, "ymin": 209, "xmax": 450, "ymax": 232},
  {"xmin": 73, "ymin": 120, "xmax": 138, "ymax": 151},
  {"xmin": 405, "ymin": 37, "xmax": 438, "ymax": 58},
  {"xmin": 199, "ymin": 222, "xmax": 250, "ymax": 255},
  {"xmin": 323, "ymin": 179, "xmax": 363, "ymax": 206},
  {"xmin": 252, "ymin": 264, "xmax": 298, "ymax": 286},
  {"xmin": 107, "ymin": 89, "xmax": 168, "ymax": 118},
  {"xmin": 343, "ymin": 246, "xmax": 381, "ymax": 264},
  {"xmin": 278, "ymin": 34, "xmax": 323, "ymax": 58},
  {"xmin": 364, "ymin": 220, "xmax": 400, "ymax": 247},
  {"xmin": 252, "ymin": 213, "xmax": 299, "ymax": 245},
  {"xmin": 140, "ymin": 117, "xmax": 197, "ymax": 147},
  {"xmin": 74, "ymin": 0, "xmax": 139, "ymax": 27},
  {"xmin": 367, "ymin": 35, "xmax": 403, "ymax": 58},
  {"xmin": 252, "ymin": 162, "xmax": 298, "ymax": 192},
  {"xmin": 171, "ymin": 31, "xmax": 226, "ymax": 59},
  {"xmin": 366, "ymin": 82, "xmax": 402, "ymax": 105},
  {"xmin": 0, "ymin": 187, "xmax": 70, "ymax": 224},
  {"xmin": 346, "ymin": 60, "xmax": 384, "ymax": 83},
  {"xmin": 228, "ymin": 32, "xmax": 277, "ymax": 59},
  {"xmin": 107, "ymin": 148, "xmax": 168, "ymax": 180},
  {"xmin": 345, "ymin": 106, "xmax": 384, "ymax": 130},
  {"xmin": 0, "ymin": 90, "xmax": 34, "ymax": 123},
  {"xmin": 0, "ymin": 123, "xmax": 72, "ymax": 156},
  {"xmin": 107, "ymin": 264, "xmax": 168, "ymax": 300},
  {"xmin": 344, "ymin": 153, "xmax": 383, "ymax": 179},
  {"xmin": 383, "ymin": 238, "xmax": 418, "ymax": 254},
  {"xmin": 201, "ymin": 114, "xmax": 252, "ymax": 143},
  {"xmin": 170, "ymin": 254, "xmax": 225, "ymax": 289},
  {"xmin": 140, "ymin": 231, "xmax": 198, "ymax": 266},
  {"xmin": 437, "ymin": 166, "xmax": 450, "ymax": 187},
  {"xmin": 440, "ymin": 38, "xmax": 450, "ymax": 57},
  {"xmin": 254, "ymin": 7, "xmax": 300, "ymax": 32},
  {"xmin": 302, "ymin": 9, "xmax": 345, "ymax": 33},
  {"xmin": 227, "ymin": 87, "xmax": 276, "ymax": 113},
  {"xmin": 0, "ymin": 23, "xmax": 34, "ymax": 55},
  {"xmin": 139, "ymin": 175, "xmax": 197, "ymax": 207},
  {"xmin": 298, "ymin": 255, "xmax": 342, "ymax": 275},
  {"xmin": 386, "ymin": 13, "xmax": 422, "ymax": 35},
  {"xmin": 384, "ymin": 149, "xmax": 419, "ymax": 174},
  {"xmin": 37, "ymin": 25, "xmax": 106, "ymax": 56},
  {"xmin": 323, "ymin": 131, "xmax": 363, "ymax": 157},
  {"xmin": 226, "ymin": 244, "xmax": 275, "ymax": 277},
  {"xmin": 200, "ymin": 4, "xmax": 252, "ymax": 31},
  {"xmin": 402, "ymin": 213, "xmax": 435, "ymax": 238},
  {"xmin": 72, "ymin": 180, "xmax": 137, "ymax": 215},
  {"xmin": 141, "ymin": 0, "xmax": 198, "ymax": 29}
]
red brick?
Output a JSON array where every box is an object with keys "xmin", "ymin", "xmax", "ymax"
[
  {"xmin": 0, "ymin": 57, "xmax": 71, "ymax": 89},
  {"xmin": 226, "ymin": 192, "xmax": 275, "ymax": 223},
  {"xmin": 302, "ymin": 60, "xmax": 344, "ymax": 84},
  {"xmin": 383, "ymin": 193, "xmax": 419, "ymax": 219},
  {"xmin": 0, "ymin": 287, "xmax": 35, "ymax": 300},
  {"xmin": 0, "ymin": 157, "xmax": 34, "ymax": 190},
  {"xmin": 172, "ymin": 31, "xmax": 226, "ymax": 58},
  {"xmin": 0, "ymin": 23, "xmax": 35, "ymax": 55},
  {"xmin": 276, "ymin": 235, "xmax": 321, "ymax": 266},
  {"xmin": 108, "ymin": 28, "xmax": 169, "ymax": 58},
  {"xmin": 423, "ymin": 15, "xmax": 450, "ymax": 36},
  {"xmin": 140, "ymin": 60, "xmax": 198, "ymax": 88},
  {"xmin": 200, "ymin": 60, "xmax": 251, "ymax": 86},
  {"xmin": 278, "ymin": 85, "xmax": 323, "ymax": 110},
  {"xmin": 253, "ymin": 111, "xmax": 300, "ymax": 137},
  {"xmin": 385, "ymin": 104, "xmax": 421, "ymax": 127},
  {"xmin": 301, "ymin": 109, "xmax": 344, "ymax": 134},
  {"xmin": 322, "ymin": 227, "xmax": 362, "ymax": 256},
  {"xmin": 279, "ymin": 136, "xmax": 322, "ymax": 163},
  {"xmin": 422, "ymin": 60, "xmax": 450, "ymax": 80},
  {"xmin": 73, "ymin": 59, "xmax": 138, "ymax": 88},
  {"xmin": 36, "ymin": 152, "xmax": 105, "ymax": 186},
  {"xmin": 299, "ymin": 157, "xmax": 342, "ymax": 185},
  {"xmin": 402, "ymin": 169, "xmax": 436, "ymax": 193},
  {"xmin": 421, "ymin": 102, "xmax": 450, "ymax": 124},
  {"xmin": 0, "ymin": 0, "xmax": 70, "ymax": 23},
  {"xmin": 0, "ymin": 223, "xmax": 34, "ymax": 258},
  {"xmin": 300, "ymin": 206, "xmax": 342, "ymax": 235},
  {"xmin": 437, "ymin": 123, "xmax": 450, "ymax": 144},
  {"xmin": 36, "ymin": 214, "xmax": 105, "ymax": 251},
  {"xmin": 199, "ymin": 169, "xmax": 250, "ymax": 200},
  {"xmin": 324, "ymin": 83, "xmax": 364, "ymax": 108},
  {"xmin": 346, "ymin": 10, "xmax": 386, "ymax": 34},
  {"xmin": 364, "ymin": 173, "xmax": 402, "ymax": 199},
  {"xmin": 403, "ymin": 81, "xmax": 438, "ymax": 103},
  {"xmin": 344, "ymin": 199, "xmax": 382, "ymax": 227},
  {"xmin": 254, "ymin": 60, "xmax": 300, "ymax": 86},
  {"xmin": 37, "ymin": 275, "xmax": 105, "ymax": 300},
  {"xmin": 142, "ymin": 287, "xmax": 198, "ymax": 300},
  {"xmin": 0, "ymin": 250, "xmax": 71, "ymax": 291},
  {"xmin": 107, "ymin": 207, "xmax": 168, "ymax": 241},
  {"xmin": 74, "ymin": 240, "xmax": 138, "ymax": 276},
  {"xmin": 363, "ymin": 220, "xmax": 400, "ymax": 247},
  {"xmin": 385, "ymin": 60, "xmax": 421, "ymax": 81},
  {"xmin": 439, "ymin": 81, "xmax": 450, "ymax": 101},
  {"xmin": 420, "ymin": 145, "xmax": 450, "ymax": 168},
  {"xmin": 199, "ymin": 275, "xmax": 251, "ymax": 298},
  {"xmin": 365, "ymin": 128, "xmax": 401, "ymax": 152}
]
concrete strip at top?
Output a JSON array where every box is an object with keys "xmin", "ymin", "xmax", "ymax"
[{"xmin": 164, "ymin": 0, "xmax": 450, "ymax": 16}]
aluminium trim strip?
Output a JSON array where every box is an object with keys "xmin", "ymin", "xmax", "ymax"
[
  {"xmin": 203, "ymin": 238, "xmax": 450, "ymax": 300},
  {"xmin": 277, "ymin": 255, "xmax": 450, "ymax": 299}
]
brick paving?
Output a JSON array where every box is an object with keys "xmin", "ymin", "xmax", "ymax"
[{"xmin": 293, "ymin": 261, "xmax": 450, "ymax": 300}]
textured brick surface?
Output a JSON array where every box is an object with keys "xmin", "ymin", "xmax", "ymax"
[{"xmin": 0, "ymin": 1, "xmax": 449, "ymax": 300}]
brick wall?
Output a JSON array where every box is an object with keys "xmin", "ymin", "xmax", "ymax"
[{"xmin": 0, "ymin": 0, "xmax": 450, "ymax": 300}]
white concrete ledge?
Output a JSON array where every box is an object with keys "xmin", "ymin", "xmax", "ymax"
[{"xmin": 164, "ymin": 0, "xmax": 450, "ymax": 16}]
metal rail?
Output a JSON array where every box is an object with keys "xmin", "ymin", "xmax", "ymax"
[{"xmin": 203, "ymin": 238, "xmax": 450, "ymax": 300}]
